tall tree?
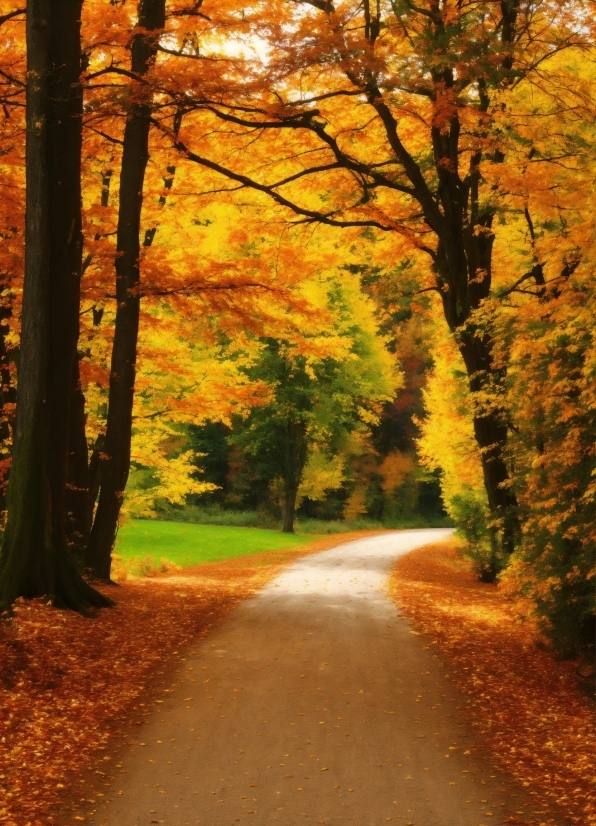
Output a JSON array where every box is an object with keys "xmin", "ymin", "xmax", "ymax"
[
  {"xmin": 0, "ymin": 0, "xmax": 112, "ymax": 610},
  {"xmin": 232, "ymin": 343, "xmax": 311, "ymax": 533},
  {"xmin": 231, "ymin": 272, "xmax": 398, "ymax": 532},
  {"xmin": 86, "ymin": 0, "xmax": 166, "ymax": 579},
  {"xmin": 0, "ymin": 8, "xmax": 25, "ymax": 513}
]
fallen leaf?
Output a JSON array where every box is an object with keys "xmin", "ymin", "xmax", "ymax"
[{"xmin": 388, "ymin": 539, "xmax": 595, "ymax": 826}]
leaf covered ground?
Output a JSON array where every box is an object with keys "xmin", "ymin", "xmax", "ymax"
[
  {"xmin": 0, "ymin": 532, "xmax": 381, "ymax": 826},
  {"xmin": 388, "ymin": 539, "xmax": 595, "ymax": 826}
]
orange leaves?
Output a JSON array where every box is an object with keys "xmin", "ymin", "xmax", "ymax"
[
  {"xmin": 389, "ymin": 539, "xmax": 596, "ymax": 826},
  {"xmin": 0, "ymin": 570, "xmax": 254, "ymax": 825},
  {"xmin": 431, "ymin": 83, "xmax": 458, "ymax": 133},
  {"xmin": 378, "ymin": 450, "xmax": 415, "ymax": 496}
]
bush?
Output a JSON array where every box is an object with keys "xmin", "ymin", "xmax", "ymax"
[
  {"xmin": 153, "ymin": 503, "xmax": 270, "ymax": 528},
  {"xmin": 503, "ymin": 535, "xmax": 596, "ymax": 660},
  {"xmin": 151, "ymin": 503, "xmax": 452, "ymax": 535},
  {"xmin": 450, "ymin": 494, "xmax": 505, "ymax": 583},
  {"xmin": 295, "ymin": 517, "xmax": 384, "ymax": 534}
]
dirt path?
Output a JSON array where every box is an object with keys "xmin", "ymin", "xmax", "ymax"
[{"xmin": 74, "ymin": 530, "xmax": 555, "ymax": 826}]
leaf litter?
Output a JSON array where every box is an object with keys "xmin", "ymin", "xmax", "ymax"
[
  {"xmin": 388, "ymin": 539, "xmax": 595, "ymax": 826},
  {"xmin": 0, "ymin": 531, "xmax": 382, "ymax": 826}
]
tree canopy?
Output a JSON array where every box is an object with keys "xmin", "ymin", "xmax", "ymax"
[{"xmin": 0, "ymin": 0, "xmax": 593, "ymax": 653}]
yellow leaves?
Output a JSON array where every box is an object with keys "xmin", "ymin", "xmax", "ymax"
[
  {"xmin": 298, "ymin": 450, "xmax": 345, "ymax": 503},
  {"xmin": 378, "ymin": 450, "xmax": 415, "ymax": 496},
  {"xmin": 416, "ymin": 327, "xmax": 486, "ymax": 516},
  {"xmin": 343, "ymin": 487, "xmax": 368, "ymax": 521},
  {"xmin": 126, "ymin": 432, "xmax": 216, "ymax": 519}
]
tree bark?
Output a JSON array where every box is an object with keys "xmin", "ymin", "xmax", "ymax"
[
  {"xmin": 435, "ymin": 205, "xmax": 518, "ymax": 551},
  {"xmin": 88, "ymin": 433, "xmax": 104, "ymax": 525},
  {"xmin": 0, "ymin": 303, "xmax": 16, "ymax": 512},
  {"xmin": 66, "ymin": 356, "xmax": 92, "ymax": 561},
  {"xmin": 456, "ymin": 325, "xmax": 518, "ymax": 550},
  {"xmin": 0, "ymin": 0, "xmax": 112, "ymax": 610},
  {"xmin": 281, "ymin": 420, "xmax": 308, "ymax": 533},
  {"xmin": 86, "ymin": 0, "xmax": 166, "ymax": 579}
]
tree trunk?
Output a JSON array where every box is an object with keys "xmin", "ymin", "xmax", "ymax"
[
  {"xmin": 86, "ymin": 0, "xmax": 166, "ymax": 579},
  {"xmin": 88, "ymin": 433, "xmax": 104, "ymax": 525},
  {"xmin": 0, "ymin": 303, "xmax": 16, "ymax": 512},
  {"xmin": 0, "ymin": 0, "xmax": 112, "ymax": 611},
  {"xmin": 456, "ymin": 325, "xmax": 518, "ymax": 552},
  {"xmin": 363, "ymin": 10, "xmax": 521, "ymax": 552},
  {"xmin": 282, "ymin": 483, "xmax": 299, "ymax": 533},
  {"xmin": 281, "ymin": 420, "xmax": 308, "ymax": 534},
  {"xmin": 66, "ymin": 356, "xmax": 92, "ymax": 561},
  {"xmin": 436, "ymin": 227, "xmax": 518, "ymax": 551}
]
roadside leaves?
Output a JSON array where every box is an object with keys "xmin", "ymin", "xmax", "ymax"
[{"xmin": 389, "ymin": 540, "xmax": 595, "ymax": 826}]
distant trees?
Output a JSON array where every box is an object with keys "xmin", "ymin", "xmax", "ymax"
[
  {"xmin": 178, "ymin": 324, "xmax": 446, "ymax": 531},
  {"xmin": 232, "ymin": 344, "xmax": 311, "ymax": 534},
  {"xmin": 221, "ymin": 274, "xmax": 399, "ymax": 533}
]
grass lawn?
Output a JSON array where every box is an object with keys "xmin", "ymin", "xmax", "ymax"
[{"xmin": 115, "ymin": 519, "xmax": 320, "ymax": 568}]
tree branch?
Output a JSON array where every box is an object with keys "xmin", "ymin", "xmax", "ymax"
[
  {"xmin": 150, "ymin": 119, "xmax": 396, "ymax": 232},
  {"xmin": 0, "ymin": 8, "xmax": 25, "ymax": 27}
]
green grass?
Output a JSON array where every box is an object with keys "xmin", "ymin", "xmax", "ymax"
[{"xmin": 115, "ymin": 519, "xmax": 320, "ymax": 568}]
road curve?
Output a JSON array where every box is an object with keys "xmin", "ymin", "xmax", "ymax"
[{"xmin": 76, "ymin": 529, "xmax": 554, "ymax": 826}]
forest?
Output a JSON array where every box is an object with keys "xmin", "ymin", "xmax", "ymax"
[{"xmin": 0, "ymin": 0, "xmax": 594, "ymax": 661}]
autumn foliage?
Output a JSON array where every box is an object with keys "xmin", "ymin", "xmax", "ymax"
[
  {"xmin": 0, "ymin": 6, "xmax": 593, "ymax": 826},
  {"xmin": 0, "ymin": 0, "xmax": 593, "ymax": 780}
]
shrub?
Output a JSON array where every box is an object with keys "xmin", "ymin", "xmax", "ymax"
[{"xmin": 450, "ymin": 494, "xmax": 505, "ymax": 583}]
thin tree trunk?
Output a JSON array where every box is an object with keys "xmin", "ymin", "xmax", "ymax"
[
  {"xmin": 0, "ymin": 304, "xmax": 16, "ymax": 512},
  {"xmin": 88, "ymin": 434, "xmax": 104, "ymax": 525},
  {"xmin": 66, "ymin": 356, "xmax": 92, "ymax": 561},
  {"xmin": 66, "ymin": 294, "xmax": 108, "ymax": 558},
  {"xmin": 282, "ymin": 484, "xmax": 298, "ymax": 533},
  {"xmin": 0, "ymin": 0, "xmax": 112, "ymax": 610},
  {"xmin": 86, "ymin": 0, "xmax": 166, "ymax": 579},
  {"xmin": 281, "ymin": 420, "xmax": 308, "ymax": 534}
]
